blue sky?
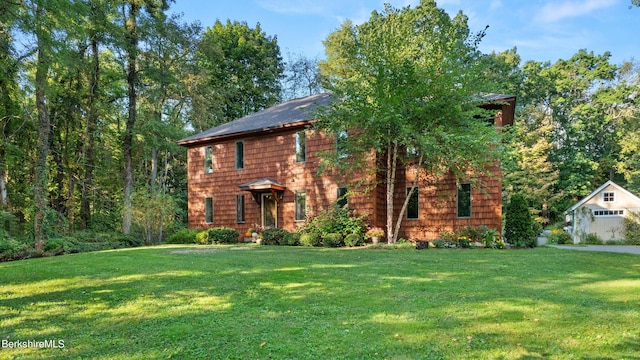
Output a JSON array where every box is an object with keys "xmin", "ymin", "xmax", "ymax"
[{"xmin": 170, "ymin": 0, "xmax": 638, "ymax": 65}]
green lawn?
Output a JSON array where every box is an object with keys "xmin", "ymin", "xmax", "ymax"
[{"xmin": 1, "ymin": 245, "xmax": 639, "ymax": 359}]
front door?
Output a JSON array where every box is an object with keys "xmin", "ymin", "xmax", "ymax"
[{"xmin": 261, "ymin": 193, "xmax": 277, "ymax": 229}]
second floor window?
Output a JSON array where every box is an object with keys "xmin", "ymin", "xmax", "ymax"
[
  {"xmin": 204, "ymin": 146, "xmax": 213, "ymax": 174},
  {"xmin": 296, "ymin": 131, "xmax": 306, "ymax": 162},
  {"xmin": 603, "ymin": 192, "xmax": 615, "ymax": 203},
  {"xmin": 337, "ymin": 130, "xmax": 348, "ymax": 159},
  {"xmin": 235, "ymin": 141, "xmax": 244, "ymax": 169}
]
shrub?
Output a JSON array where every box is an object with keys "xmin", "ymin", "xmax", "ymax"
[
  {"xmin": 195, "ymin": 231, "xmax": 209, "ymax": 245},
  {"xmin": 0, "ymin": 239, "xmax": 29, "ymax": 261},
  {"xmin": 297, "ymin": 206, "xmax": 367, "ymax": 237},
  {"xmin": 44, "ymin": 238, "xmax": 67, "ymax": 253},
  {"xmin": 166, "ymin": 229, "xmax": 200, "ymax": 244},
  {"xmin": 282, "ymin": 232, "xmax": 300, "ymax": 246},
  {"xmin": 584, "ymin": 233, "xmax": 604, "ymax": 245},
  {"xmin": 504, "ymin": 194, "xmax": 537, "ymax": 248},
  {"xmin": 548, "ymin": 229, "xmax": 572, "ymax": 244},
  {"xmin": 344, "ymin": 233, "xmax": 364, "ymax": 247},
  {"xmin": 458, "ymin": 238, "xmax": 471, "ymax": 248},
  {"xmin": 261, "ymin": 228, "xmax": 290, "ymax": 245},
  {"xmin": 299, "ymin": 233, "xmax": 321, "ymax": 247},
  {"xmin": 432, "ymin": 239, "xmax": 446, "ymax": 248},
  {"xmin": 323, "ymin": 233, "xmax": 344, "ymax": 248},
  {"xmin": 207, "ymin": 227, "xmax": 240, "ymax": 244},
  {"xmin": 365, "ymin": 227, "xmax": 384, "ymax": 238},
  {"xmin": 623, "ymin": 211, "xmax": 640, "ymax": 245}
]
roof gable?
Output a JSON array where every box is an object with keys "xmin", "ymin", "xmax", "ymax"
[
  {"xmin": 567, "ymin": 180, "xmax": 640, "ymax": 212},
  {"xmin": 178, "ymin": 93, "xmax": 334, "ymax": 146}
]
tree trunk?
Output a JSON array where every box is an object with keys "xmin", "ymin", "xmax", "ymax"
[
  {"xmin": 122, "ymin": 0, "xmax": 140, "ymax": 235},
  {"xmin": 33, "ymin": 3, "xmax": 51, "ymax": 251},
  {"xmin": 393, "ymin": 154, "xmax": 423, "ymax": 243},
  {"xmin": 386, "ymin": 140, "xmax": 398, "ymax": 244},
  {"xmin": 81, "ymin": 17, "xmax": 100, "ymax": 229}
]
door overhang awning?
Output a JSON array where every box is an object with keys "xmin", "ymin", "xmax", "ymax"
[{"xmin": 239, "ymin": 178, "xmax": 286, "ymax": 203}]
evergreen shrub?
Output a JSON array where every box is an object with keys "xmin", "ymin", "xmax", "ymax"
[
  {"xmin": 323, "ymin": 233, "xmax": 344, "ymax": 248},
  {"xmin": 504, "ymin": 194, "xmax": 537, "ymax": 248},
  {"xmin": 261, "ymin": 228, "xmax": 290, "ymax": 245},
  {"xmin": 299, "ymin": 233, "xmax": 321, "ymax": 247},
  {"xmin": 207, "ymin": 227, "xmax": 240, "ymax": 244},
  {"xmin": 344, "ymin": 233, "xmax": 364, "ymax": 247},
  {"xmin": 166, "ymin": 228, "xmax": 200, "ymax": 244}
]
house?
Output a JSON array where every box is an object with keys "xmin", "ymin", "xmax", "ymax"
[
  {"xmin": 177, "ymin": 92, "xmax": 515, "ymax": 240},
  {"xmin": 565, "ymin": 180, "xmax": 640, "ymax": 243}
]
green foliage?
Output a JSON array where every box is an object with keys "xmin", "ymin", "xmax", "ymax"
[
  {"xmin": 318, "ymin": 0, "xmax": 503, "ymax": 243},
  {"xmin": 282, "ymin": 232, "xmax": 300, "ymax": 246},
  {"xmin": 299, "ymin": 233, "xmax": 321, "ymax": 247},
  {"xmin": 322, "ymin": 233, "xmax": 344, "ymax": 248},
  {"xmin": 623, "ymin": 211, "xmax": 640, "ymax": 245},
  {"xmin": 297, "ymin": 206, "xmax": 367, "ymax": 238},
  {"xmin": 432, "ymin": 239, "xmax": 446, "ymax": 248},
  {"xmin": 261, "ymin": 228, "xmax": 290, "ymax": 246},
  {"xmin": 584, "ymin": 233, "xmax": 604, "ymax": 245},
  {"xmin": 344, "ymin": 233, "xmax": 364, "ymax": 247},
  {"xmin": 44, "ymin": 238, "xmax": 66, "ymax": 253},
  {"xmin": 547, "ymin": 229, "xmax": 573, "ymax": 244},
  {"xmin": 132, "ymin": 188, "xmax": 178, "ymax": 245},
  {"xmin": 195, "ymin": 231, "xmax": 209, "ymax": 245},
  {"xmin": 0, "ymin": 239, "xmax": 30, "ymax": 261},
  {"xmin": 193, "ymin": 19, "xmax": 284, "ymax": 130},
  {"xmin": 166, "ymin": 228, "xmax": 200, "ymax": 244},
  {"xmin": 0, "ymin": 211, "xmax": 20, "ymax": 239},
  {"xmin": 505, "ymin": 194, "xmax": 537, "ymax": 248},
  {"xmin": 207, "ymin": 227, "xmax": 240, "ymax": 244}
]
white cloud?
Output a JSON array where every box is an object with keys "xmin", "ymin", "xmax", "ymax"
[{"xmin": 536, "ymin": 0, "xmax": 618, "ymax": 22}]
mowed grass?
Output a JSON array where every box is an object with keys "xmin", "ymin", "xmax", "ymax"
[{"xmin": 1, "ymin": 245, "xmax": 639, "ymax": 359}]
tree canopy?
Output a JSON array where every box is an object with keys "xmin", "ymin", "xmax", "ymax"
[{"xmin": 317, "ymin": 0, "xmax": 503, "ymax": 243}]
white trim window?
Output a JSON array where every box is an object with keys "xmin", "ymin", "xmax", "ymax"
[
  {"xmin": 603, "ymin": 191, "xmax": 615, "ymax": 203},
  {"xmin": 294, "ymin": 191, "xmax": 306, "ymax": 221},
  {"xmin": 205, "ymin": 196, "xmax": 214, "ymax": 224},
  {"xmin": 235, "ymin": 141, "xmax": 244, "ymax": 170},
  {"xmin": 204, "ymin": 146, "xmax": 213, "ymax": 174},
  {"xmin": 593, "ymin": 209, "xmax": 624, "ymax": 217},
  {"xmin": 295, "ymin": 131, "xmax": 306, "ymax": 163}
]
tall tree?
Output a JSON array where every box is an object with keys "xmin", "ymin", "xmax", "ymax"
[
  {"xmin": 192, "ymin": 19, "xmax": 283, "ymax": 130},
  {"xmin": 281, "ymin": 52, "xmax": 322, "ymax": 101},
  {"xmin": 0, "ymin": 0, "xmax": 23, "ymax": 209},
  {"xmin": 120, "ymin": 0, "xmax": 169, "ymax": 234},
  {"xmin": 318, "ymin": 0, "xmax": 501, "ymax": 243}
]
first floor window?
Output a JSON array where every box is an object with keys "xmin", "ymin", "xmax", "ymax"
[
  {"xmin": 457, "ymin": 183, "xmax": 472, "ymax": 218},
  {"xmin": 295, "ymin": 191, "xmax": 306, "ymax": 221},
  {"xmin": 337, "ymin": 187, "xmax": 348, "ymax": 208},
  {"xmin": 407, "ymin": 187, "xmax": 419, "ymax": 219},
  {"xmin": 205, "ymin": 197, "xmax": 214, "ymax": 223},
  {"xmin": 236, "ymin": 194, "xmax": 245, "ymax": 223}
]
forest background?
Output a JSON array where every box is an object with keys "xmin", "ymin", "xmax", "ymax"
[{"xmin": 1, "ymin": 0, "xmax": 639, "ymax": 251}]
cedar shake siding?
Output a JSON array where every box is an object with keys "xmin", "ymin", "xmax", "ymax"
[{"xmin": 178, "ymin": 93, "xmax": 515, "ymax": 240}]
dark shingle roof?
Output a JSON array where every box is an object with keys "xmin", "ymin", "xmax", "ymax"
[{"xmin": 178, "ymin": 93, "xmax": 334, "ymax": 146}]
